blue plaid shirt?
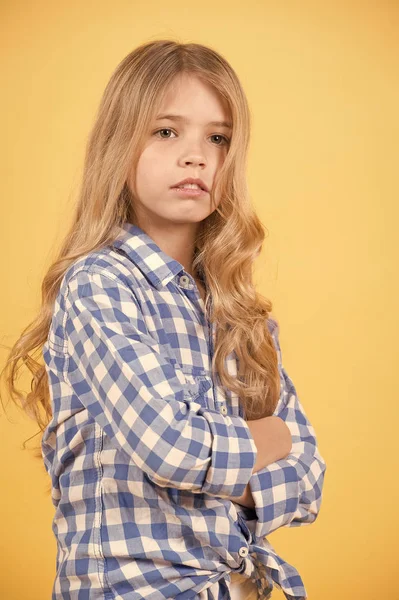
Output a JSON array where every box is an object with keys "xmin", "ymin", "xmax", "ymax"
[{"xmin": 42, "ymin": 221, "xmax": 326, "ymax": 599}]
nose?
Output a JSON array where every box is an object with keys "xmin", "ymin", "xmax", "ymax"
[
  {"xmin": 184, "ymin": 157, "xmax": 205, "ymax": 167},
  {"xmin": 179, "ymin": 144, "xmax": 207, "ymax": 168}
]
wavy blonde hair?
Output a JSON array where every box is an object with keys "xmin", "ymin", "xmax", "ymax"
[{"xmin": 0, "ymin": 39, "xmax": 280, "ymax": 461}]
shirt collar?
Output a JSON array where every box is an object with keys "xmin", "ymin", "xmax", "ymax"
[{"xmin": 111, "ymin": 222, "xmax": 190, "ymax": 291}]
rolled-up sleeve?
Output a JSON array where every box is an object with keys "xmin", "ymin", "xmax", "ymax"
[
  {"xmin": 62, "ymin": 267, "xmax": 257, "ymax": 498},
  {"xmin": 248, "ymin": 322, "xmax": 327, "ymax": 541}
]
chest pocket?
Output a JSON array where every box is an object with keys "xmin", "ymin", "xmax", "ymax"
[{"xmin": 181, "ymin": 367, "xmax": 214, "ymax": 410}]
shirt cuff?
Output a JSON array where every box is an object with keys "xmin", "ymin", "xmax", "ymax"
[{"xmin": 200, "ymin": 409, "xmax": 257, "ymax": 498}]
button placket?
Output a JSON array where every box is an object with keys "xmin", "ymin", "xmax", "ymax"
[
  {"xmin": 237, "ymin": 512, "xmax": 253, "ymax": 543},
  {"xmin": 178, "ymin": 272, "xmax": 224, "ymax": 414}
]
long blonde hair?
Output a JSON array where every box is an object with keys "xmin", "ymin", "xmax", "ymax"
[{"xmin": 0, "ymin": 39, "xmax": 280, "ymax": 460}]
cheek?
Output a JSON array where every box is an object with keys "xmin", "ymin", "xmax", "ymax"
[
  {"xmin": 135, "ymin": 147, "xmax": 169, "ymax": 189},
  {"xmin": 135, "ymin": 149, "xmax": 152, "ymax": 183}
]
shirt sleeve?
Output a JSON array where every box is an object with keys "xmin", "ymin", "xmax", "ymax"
[
  {"xmin": 248, "ymin": 322, "xmax": 327, "ymax": 541},
  {"xmin": 61, "ymin": 267, "xmax": 257, "ymax": 498}
]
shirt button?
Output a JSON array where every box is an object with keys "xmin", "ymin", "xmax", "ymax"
[
  {"xmin": 238, "ymin": 547, "xmax": 249, "ymax": 557},
  {"xmin": 179, "ymin": 275, "xmax": 189, "ymax": 287},
  {"xmin": 220, "ymin": 405, "xmax": 228, "ymax": 415}
]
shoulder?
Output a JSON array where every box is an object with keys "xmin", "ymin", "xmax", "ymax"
[
  {"xmin": 59, "ymin": 246, "xmax": 138, "ymax": 299},
  {"xmin": 47, "ymin": 248, "xmax": 142, "ymax": 351},
  {"xmin": 267, "ymin": 316, "xmax": 282, "ymax": 360},
  {"xmin": 267, "ymin": 316, "xmax": 279, "ymax": 336}
]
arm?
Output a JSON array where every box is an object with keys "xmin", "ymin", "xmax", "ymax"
[
  {"xmin": 231, "ymin": 415, "xmax": 292, "ymax": 509},
  {"xmin": 232, "ymin": 481, "xmax": 255, "ymax": 509},
  {"xmin": 244, "ymin": 323, "xmax": 327, "ymax": 539},
  {"xmin": 60, "ymin": 267, "xmax": 257, "ymax": 499}
]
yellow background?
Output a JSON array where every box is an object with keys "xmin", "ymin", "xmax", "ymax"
[{"xmin": 1, "ymin": 1, "xmax": 398, "ymax": 598}]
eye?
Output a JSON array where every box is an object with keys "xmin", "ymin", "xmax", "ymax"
[
  {"xmin": 153, "ymin": 128, "xmax": 230, "ymax": 146},
  {"xmin": 210, "ymin": 134, "xmax": 230, "ymax": 146},
  {"xmin": 154, "ymin": 128, "xmax": 177, "ymax": 139}
]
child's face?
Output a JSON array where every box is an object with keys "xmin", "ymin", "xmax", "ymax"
[{"xmin": 129, "ymin": 73, "xmax": 232, "ymax": 232}]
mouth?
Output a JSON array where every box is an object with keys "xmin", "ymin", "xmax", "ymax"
[
  {"xmin": 171, "ymin": 178, "xmax": 209, "ymax": 192},
  {"xmin": 170, "ymin": 187, "xmax": 208, "ymax": 198}
]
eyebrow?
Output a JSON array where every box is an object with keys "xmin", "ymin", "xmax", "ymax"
[{"xmin": 155, "ymin": 113, "xmax": 233, "ymax": 130}]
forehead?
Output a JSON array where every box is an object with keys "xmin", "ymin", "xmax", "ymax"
[{"xmin": 155, "ymin": 74, "xmax": 232, "ymax": 127}]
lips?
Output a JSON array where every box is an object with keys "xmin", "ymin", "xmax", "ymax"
[{"xmin": 171, "ymin": 178, "xmax": 209, "ymax": 192}]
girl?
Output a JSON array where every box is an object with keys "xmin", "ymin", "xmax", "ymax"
[{"xmin": 1, "ymin": 40, "xmax": 326, "ymax": 599}]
